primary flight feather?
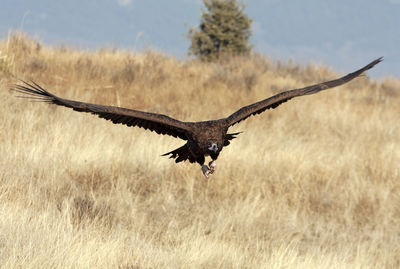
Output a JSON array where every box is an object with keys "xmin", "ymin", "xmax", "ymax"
[{"xmin": 13, "ymin": 57, "xmax": 382, "ymax": 178}]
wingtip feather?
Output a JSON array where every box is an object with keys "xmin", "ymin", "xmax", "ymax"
[
  {"xmin": 11, "ymin": 80, "xmax": 55, "ymax": 102},
  {"xmin": 368, "ymin": 57, "xmax": 383, "ymax": 69},
  {"xmin": 354, "ymin": 57, "xmax": 383, "ymax": 75}
]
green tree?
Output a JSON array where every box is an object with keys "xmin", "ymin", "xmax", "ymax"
[{"xmin": 188, "ymin": 0, "xmax": 252, "ymax": 60}]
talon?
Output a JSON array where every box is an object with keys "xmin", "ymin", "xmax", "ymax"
[
  {"xmin": 201, "ymin": 165, "xmax": 210, "ymax": 178},
  {"xmin": 208, "ymin": 161, "xmax": 216, "ymax": 174}
]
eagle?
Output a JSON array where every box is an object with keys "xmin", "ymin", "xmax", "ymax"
[{"xmin": 14, "ymin": 57, "xmax": 382, "ymax": 178}]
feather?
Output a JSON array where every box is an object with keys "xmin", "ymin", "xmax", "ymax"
[{"xmin": 13, "ymin": 58, "xmax": 381, "ymax": 176}]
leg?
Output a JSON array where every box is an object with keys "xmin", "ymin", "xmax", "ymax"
[
  {"xmin": 200, "ymin": 160, "xmax": 217, "ymax": 179},
  {"xmin": 207, "ymin": 153, "xmax": 219, "ymax": 176},
  {"xmin": 201, "ymin": 164, "xmax": 211, "ymax": 178},
  {"xmin": 195, "ymin": 156, "xmax": 211, "ymax": 179},
  {"xmin": 208, "ymin": 160, "xmax": 216, "ymax": 174}
]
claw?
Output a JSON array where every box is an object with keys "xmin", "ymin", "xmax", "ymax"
[
  {"xmin": 201, "ymin": 161, "xmax": 217, "ymax": 178},
  {"xmin": 202, "ymin": 165, "xmax": 210, "ymax": 178},
  {"xmin": 208, "ymin": 161, "xmax": 216, "ymax": 174}
]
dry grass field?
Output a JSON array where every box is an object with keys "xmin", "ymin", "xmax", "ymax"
[{"xmin": 1, "ymin": 33, "xmax": 400, "ymax": 268}]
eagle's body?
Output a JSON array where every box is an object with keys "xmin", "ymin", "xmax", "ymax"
[
  {"xmin": 164, "ymin": 120, "xmax": 227, "ymax": 163},
  {"xmin": 160, "ymin": 120, "xmax": 238, "ymax": 176},
  {"xmin": 14, "ymin": 57, "xmax": 382, "ymax": 178}
]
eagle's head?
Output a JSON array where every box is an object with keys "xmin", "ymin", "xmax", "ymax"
[{"xmin": 207, "ymin": 142, "xmax": 219, "ymax": 153}]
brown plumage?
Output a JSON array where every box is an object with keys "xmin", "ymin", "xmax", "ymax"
[{"xmin": 13, "ymin": 57, "xmax": 382, "ymax": 178}]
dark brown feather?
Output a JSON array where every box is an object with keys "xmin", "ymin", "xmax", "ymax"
[
  {"xmin": 12, "ymin": 58, "xmax": 382, "ymax": 170},
  {"xmin": 13, "ymin": 81, "xmax": 191, "ymax": 140},
  {"xmin": 161, "ymin": 144, "xmax": 197, "ymax": 163},
  {"xmin": 224, "ymin": 57, "xmax": 383, "ymax": 127}
]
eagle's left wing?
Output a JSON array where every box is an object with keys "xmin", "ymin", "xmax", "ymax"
[{"xmin": 224, "ymin": 57, "xmax": 382, "ymax": 127}]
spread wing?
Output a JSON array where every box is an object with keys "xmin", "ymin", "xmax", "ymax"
[
  {"xmin": 225, "ymin": 57, "xmax": 382, "ymax": 127},
  {"xmin": 13, "ymin": 81, "xmax": 192, "ymax": 140}
]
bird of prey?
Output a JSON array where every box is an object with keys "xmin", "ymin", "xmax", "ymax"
[{"xmin": 14, "ymin": 57, "xmax": 382, "ymax": 178}]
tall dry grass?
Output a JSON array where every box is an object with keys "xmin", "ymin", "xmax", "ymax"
[{"xmin": 1, "ymin": 32, "xmax": 400, "ymax": 268}]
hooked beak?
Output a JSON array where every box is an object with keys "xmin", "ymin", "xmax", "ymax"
[{"xmin": 208, "ymin": 143, "xmax": 218, "ymax": 152}]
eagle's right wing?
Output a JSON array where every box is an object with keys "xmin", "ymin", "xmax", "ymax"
[
  {"xmin": 13, "ymin": 81, "xmax": 192, "ymax": 140},
  {"xmin": 225, "ymin": 57, "xmax": 382, "ymax": 127}
]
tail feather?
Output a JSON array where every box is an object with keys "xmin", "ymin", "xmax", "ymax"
[
  {"xmin": 224, "ymin": 132, "xmax": 242, "ymax": 146},
  {"xmin": 162, "ymin": 144, "xmax": 196, "ymax": 163}
]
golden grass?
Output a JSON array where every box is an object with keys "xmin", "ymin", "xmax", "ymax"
[{"xmin": 1, "ymin": 32, "xmax": 400, "ymax": 268}]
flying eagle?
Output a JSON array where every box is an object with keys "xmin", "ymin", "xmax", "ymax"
[{"xmin": 14, "ymin": 57, "xmax": 382, "ymax": 178}]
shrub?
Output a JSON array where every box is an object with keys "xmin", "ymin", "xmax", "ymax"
[{"xmin": 188, "ymin": 0, "xmax": 252, "ymax": 61}]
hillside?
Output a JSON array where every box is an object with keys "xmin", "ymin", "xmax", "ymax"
[{"xmin": 1, "ymin": 33, "xmax": 400, "ymax": 268}]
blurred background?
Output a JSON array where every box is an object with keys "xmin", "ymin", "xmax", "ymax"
[{"xmin": 0, "ymin": 0, "xmax": 398, "ymax": 79}]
